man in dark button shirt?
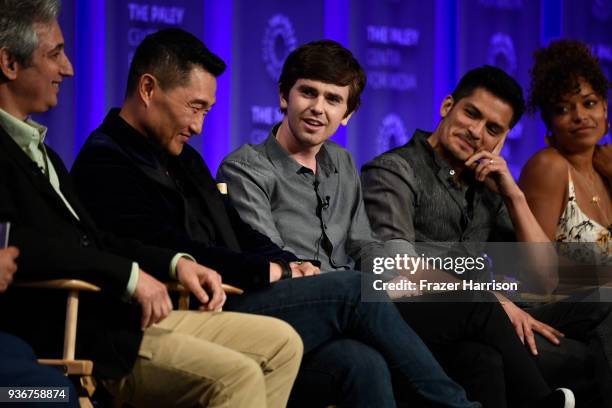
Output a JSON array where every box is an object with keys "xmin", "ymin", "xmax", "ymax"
[
  {"xmin": 362, "ymin": 65, "xmax": 612, "ymax": 407},
  {"xmin": 72, "ymin": 29, "xmax": 481, "ymax": 408}
]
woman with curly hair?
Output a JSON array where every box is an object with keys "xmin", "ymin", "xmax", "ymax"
[
  {"xmin": 519, "ymin": 39, "xmax": 612, "ymax": 408},
  {"xmin": 520, "ymin": 39, "xmax": 611, "ymax": 266}
]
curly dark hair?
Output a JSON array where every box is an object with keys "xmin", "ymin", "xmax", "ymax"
[{"xmin": 527, "ymin": 39, "xmax": 610, "ymax": 124}]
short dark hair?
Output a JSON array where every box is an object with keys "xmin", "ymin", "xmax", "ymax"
[
  {"xmin": 278, "ymin": 40, "xmax": 366, "ymax": 117},
  {"xmin": 451, "ymin": 65, "xmax": 525, "ymax": 128},
  {"xmin": 126, "ymin": 28, "xmax": 226, "ymax": 97},
  {"xmin": 527, "ymin": 39, "xmax": 610, "ymax": 125}
]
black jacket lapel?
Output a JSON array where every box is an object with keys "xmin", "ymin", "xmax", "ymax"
[
  {"xmin": 0, "ymin": 126, "xmax": 80, "ymax": 223},
  {"xmin": 178, "ymin": 153, "xmax": 241, "ymax": 252}
]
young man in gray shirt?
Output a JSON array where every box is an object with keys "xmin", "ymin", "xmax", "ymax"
[{"xmin": 219, "ymin": 43, "xmax": 574, "ymax": 408}]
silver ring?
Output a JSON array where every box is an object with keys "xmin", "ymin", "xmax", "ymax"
[{"xmin": 489, "ymin": 159, "xmax": 495, "ymax": 165}]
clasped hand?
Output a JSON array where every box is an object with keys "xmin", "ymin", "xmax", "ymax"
[{"xmin": 133, "ymin": 258, "xmax": 225, "ymax": 330}]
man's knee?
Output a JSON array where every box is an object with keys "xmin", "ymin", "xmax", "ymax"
[
  {"xmin": 346, "ymin": 343, "xmax": 389, "ymax": 381},
  {"xmin": 227, "ymin": 356, "xmax": 264, "ymax": 385},
  {"xmin": 274, "ymin": 319, "xmax": 304, "ymax": 355},
  {"xmin": 289, "ymin": 339, "xmax": 392, "ymax": 407},
  {"xmin": 307, "ymin": 339, "xmax": 391, "ymax": 389},
  {"xmin": 194, "ymin": 356, "xmax": 266, "ymax": 408},
  {"xmin": 255, "ymin": 317, "xmax": 303, "ymax": 365},
  {"xmin": 327, "ymin": 339, "xmax": 390, "ymax": 384},
  {"xmin": 535, "ymin": 335, "xmax": 588, "ymax": 384}
]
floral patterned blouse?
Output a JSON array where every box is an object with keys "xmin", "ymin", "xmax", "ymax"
[{"xmin": 555, "ymin": 173, "xmax": 611, "ymax": 266}]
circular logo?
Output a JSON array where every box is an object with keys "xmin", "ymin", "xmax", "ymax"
[
  {"xmin": 262, "ymin": 14, "xmax": 297, "ymax": 82},
  {"xmin": 593, "ymin": 0, "xmax": 612, "ymax": 21},
  {"xmin": 487, "ymin": 33, "xmax": 517, "ymax": 75},
  {"xmin": 376, "ymin": 114, "xmax": 409, "ymax": 154}
]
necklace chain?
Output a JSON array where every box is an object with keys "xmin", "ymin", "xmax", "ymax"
[
  {"xmin": 575, "ymin": 169, "xmax": 601, "ymax": 206},
  {"xmin": 572, "ymin": 168, "xmax": 612, "ymax": 226}
]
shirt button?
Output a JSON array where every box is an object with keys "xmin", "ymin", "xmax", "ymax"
[
  {"xmin": 449, "ymin": 169, "xmax": 455, "ymax": 176},
  {"xmin": 81, "ymin": 234, "xmax": 91, "ymax": 247}
]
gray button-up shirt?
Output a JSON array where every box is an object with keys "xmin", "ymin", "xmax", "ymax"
[{"xmin": 218, "ymin": 126, "xmax": 390, "ymax": 272}]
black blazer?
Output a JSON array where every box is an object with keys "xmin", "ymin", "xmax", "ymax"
[
  {"xmin": 0, "ymin": 124, "xmax": 176, "ymax": 379},
  {"xmin": 71, "ymin": 110, "xmax": 297, "ymax": 292}
]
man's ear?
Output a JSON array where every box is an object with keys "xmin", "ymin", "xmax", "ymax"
[
  {"xmin": 440, "ymin": 95, "xmax": 454, "ymax": 118},
  {"xmin": 0, "ymin": 48, "xmax": 19, "ymax": 80},
  {"xmin": 341, "ymin": 111, "xmax": 354, "ymax": 126},
  {"xmin": 279, "ymin": 91, "xmax": 288, "ymax": 112},
  {"xmin": 138, "ymin": 74, "xmax": 157, "ymax": 108}
]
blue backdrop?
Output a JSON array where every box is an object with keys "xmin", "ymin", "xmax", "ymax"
[{"xmin": 34, "ymin": 0, "xmax": 612, "ymax": 177}]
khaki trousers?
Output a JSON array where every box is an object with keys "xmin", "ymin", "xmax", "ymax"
[{"xmin": 103, "ymin": 311, "xmax": 303, "ymax": 408}]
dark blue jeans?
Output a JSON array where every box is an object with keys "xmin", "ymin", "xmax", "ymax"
[
  {"xmin": 225, "ymin": 271, "xmax": 480, "ymax": 408},
  {"xmin": 288, "ymin": 338, "xmax": 394, "ymax": 408},
  {"xmin": 0, "ymin": 332, "xmax": 78, "ymax": 408}
]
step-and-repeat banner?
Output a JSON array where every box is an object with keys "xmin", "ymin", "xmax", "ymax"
[
  {"xmin": 458, "ymin": 0, "xmax": 541, "ymax": 176},
  {"xmin": 231, "ymin": 1, "xmax": 324, "ymax": 150},
  {"xmin": 347, "ymin": 0, "xmax": 434, "ymax": 168},
  {"xmin": 32, "ymin": 0, "xmax": 612, "ymax": 173}
]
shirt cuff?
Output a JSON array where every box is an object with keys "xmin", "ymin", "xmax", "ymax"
[
  {"xmin": 169, "ymin": 253, "xmax": 196, "ymax": 279},
  {"xmin": 123, "ymin": 262, "xmax": 140, "ymax": 300}
]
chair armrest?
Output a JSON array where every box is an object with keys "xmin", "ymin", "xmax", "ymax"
[
  {"xmin": 15, "ymin": 279, "xmax": 100, "ymax": 370},
  {"xmin": 165, "ymin": 282, "xmax": 243, "ymax": 310},
  {"xmin": 222, "ymin": 283, "xmax": 243, "ymax": 295},
  {"xmin": 15, "ymin": 279, "xmax": 101, "ymax": 292}
]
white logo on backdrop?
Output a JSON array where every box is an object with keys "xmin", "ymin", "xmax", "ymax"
[
  {"xmin": 262, "ymin": 14, "xmax": 297, "ymax": 81},
  {"xmin": 488, "ymin": 33, "xmax": 517, "ymax": 75},
  {"xmin": 593, "ymin": 43, "xmax": 612, "ymax": 80},
  {"xmin": 593, "ymin": 0, "xmax": 612, "ymax": 21},
  {"xmin": 376, "ymin": 114, "xmax": 409, "ymax": 154},
  {"xmin": 487, "ymin": 34, "xmax": 523, "ymax": 142}
]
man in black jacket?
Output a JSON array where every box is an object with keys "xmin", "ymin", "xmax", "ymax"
[{"xmin": 0, "ymin": 1, "xmax": 304, "ymax": 407}]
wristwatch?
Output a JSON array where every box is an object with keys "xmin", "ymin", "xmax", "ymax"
[{"xmin": 273, "ymin": 259, "xmax": 292, "ymax": 280}]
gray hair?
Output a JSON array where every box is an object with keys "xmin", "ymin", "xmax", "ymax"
[{"xmin": 0, "ymin": 0, "xmax": 61, "ymax": 66}]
